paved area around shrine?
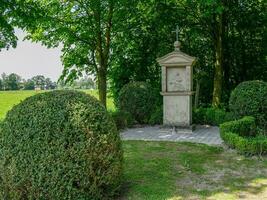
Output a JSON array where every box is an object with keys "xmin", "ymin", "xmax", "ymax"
[{"xmin": 121, "ymin": 125, "xmax": 223, "ymax": 145}]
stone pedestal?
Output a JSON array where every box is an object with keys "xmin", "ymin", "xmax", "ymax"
[{"xmin": 157, "ymin": 41, "xmax": 195, "ymax": 128}]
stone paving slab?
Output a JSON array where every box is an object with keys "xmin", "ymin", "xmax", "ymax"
[{"xmin": 121, "ymin": 125, "xmax": 223, "ymax": 146}]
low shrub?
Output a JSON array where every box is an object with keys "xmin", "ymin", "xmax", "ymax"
[
  {"xmin": 193, "ymin": 107, "xmax": 206, "ymax": 124},
  {"xmin": 193, "ymin": 107, "xmax": 235, "ymax": 126},
  {"xmin": 206, "ymin": 108, "xmax": 227, "ymax": 125},
  {"xmin": 0, "ymin": 90, "xmax": 123, "ymax": 199},
  {"xmin": 229, "ymin": 80, "xmax": 267, "ymax": 129},
  {"xmin": 220, "ymin": 116, "xmax": 256, "ymax": 137},
  {"xmin": 118, "ymin": 82, "xmax": 157, "ymax": 124},
  {"xmin": 220, "ymin": 116, "xmax": 267, "ymax": 155},
  {"xmin": 220, "ymin": 132, "xmax": 267, "ymax": 155},
  {"xmin": 149, "ymin": 106, "xmax": 163, "ymax": 125},
  {"xmin": 111, "ymin": 110, "xmax": 134, "ymax": 130}
]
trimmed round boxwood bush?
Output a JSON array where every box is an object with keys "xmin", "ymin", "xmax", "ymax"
[
  {"xmin": 0, "ymin": 90, "xmax": 123, "ymax": 200},
  {"xmin": 229, "ymin": 80, "xmax": 267, "ymax": 129},
  {"xmin": 118, "ymin": 82, "xmax": 157, "ymax": 124}
]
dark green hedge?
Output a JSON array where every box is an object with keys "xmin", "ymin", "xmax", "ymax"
[
  {"xmin": 148, "ymin": 106, "xmax": 163, "ymax": 125},
  {"xmin": 220, "ymin": 116, "xmax": 267, "ymax": 155},
  {"xmin": 118, "ymin": 82, "xmax": 157, "ymax": 124},
  {"xmin": 193, "ymin": 107, "xmax": 234, "ymax": 126},
  {"xmin": 0, "ymin": 90, "xmax": 123, "ymax": 200},
  {"xmin": 229, "ymin": 80, "xmax": 267, "ymax": 129},
  {"xmin": 110, "ymin": 110, "xmax": 134, "ymax": 130}
]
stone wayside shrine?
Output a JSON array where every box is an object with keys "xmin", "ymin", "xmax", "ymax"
[{"xmin": 157, "ymin": 32, "xmax": 196, "ymax": 130}]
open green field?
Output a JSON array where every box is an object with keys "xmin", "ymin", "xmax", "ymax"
[{"xmin": 0, "ymin": 90, "xmax": 115, "ymax": 120}]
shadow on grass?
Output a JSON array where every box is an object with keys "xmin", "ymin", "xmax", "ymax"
[{"xmin": 119, "ymin": 141, "xmax": 267, "ymax": 200}]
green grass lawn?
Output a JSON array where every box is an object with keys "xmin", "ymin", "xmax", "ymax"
[
  {"xmin": 121, "ymin": 141, "xmax": 267, "ymax": 200},
  {"xmin": 0, "ymin": 90, "xmax": 115, "ymax": 120}
]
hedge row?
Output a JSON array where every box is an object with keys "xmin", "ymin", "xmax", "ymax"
[
  {"xmin": 193, "ymin": 107, "xmax": 235, "ymax": 126},
  {"xmin": 220, "ymin": 116, "xmax": 267, "ymax": 155}
]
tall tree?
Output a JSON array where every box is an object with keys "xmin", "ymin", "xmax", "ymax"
[
  {"xmin": 0, "ymin": 78, "xmax": 2, "ymax": 90},
  {"xmin": 23, "ymin": 0, "xmax": 131, "ymax": 107},
  {"xmin": 23, "ymin": 79, "xmax": 35, "ymax": 90},
  {"xmin": 32, "ymin": 75, "xmax": 46, "ymax": 89},
  {"xmin": 110, "ymin": 0, "xmax": 180, "ymax": 102},
  {"xmin": 5, "ymin": 73, "xmax": 21, "ymax": 90}
]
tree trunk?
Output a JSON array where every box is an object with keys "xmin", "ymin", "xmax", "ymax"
[
  {"xmin": 194, "ymin": 80, "xmax": 200, "ymax": 109},
  {"xmin": 212, "ymin": 13, "xmax": 223, "ymax": 108},
  {"xmin": 94, "ymin": 1, "xmax": 113, "ymax": 109},
  {"xmin": 97, "ymin": 68, "xmax": 107, "ymax": 108}
]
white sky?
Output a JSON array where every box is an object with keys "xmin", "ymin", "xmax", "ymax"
[{"xmin": 0, "ymin": 29, "xmax": 63, "ymax": 81}]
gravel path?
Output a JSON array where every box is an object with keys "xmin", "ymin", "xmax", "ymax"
[{"xmin": 121, "ymin": 125, "xmax": 223, "ymax": 146}]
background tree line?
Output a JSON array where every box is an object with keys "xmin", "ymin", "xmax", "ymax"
[
  {"xmin": 0, "ymin": 73, "xmax": 57, "ymax": 90},
  {"xmin": 1, "ymin": 0, "xmax": 266, "ymax": 108},
  {"xmin": 0, "ymin": 73, "xmax": 96, "ymax": 91}
]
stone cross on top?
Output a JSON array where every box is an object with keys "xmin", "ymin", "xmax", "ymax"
[
  {"xmin": 172, "ymin": 25, "xmax": 179, "ymax": 42},
  {"xmin": 172, "ymin": 25, "xmax": 181, "ymax": 51}
]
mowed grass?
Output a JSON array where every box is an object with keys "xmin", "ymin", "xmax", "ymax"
[
  {"xmin": 0, "ymin": 90, "xmax": 115, "ymax": 120},
  {"xmin": 121, "ymin": 141, "xmax": 267, "ymax": 200}
]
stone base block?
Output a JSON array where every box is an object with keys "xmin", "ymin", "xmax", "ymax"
[{"xmin": 163, "ymin": 95, "xmax": 192, "ymax": 126}]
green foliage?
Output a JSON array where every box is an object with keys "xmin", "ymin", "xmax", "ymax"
[
  {"xmin": 32, "ymin": 75, "xmax": 46, "ymax": 89},
  {"xmin": 20, "ymin": 0, "xmax": 136, "ymax": 106},
  {"xmin": 0, "ymin": 79, "xmax": 2, "ymax": 90},
  {"xmin": 110, "ymin": 110, "xmax": 134, "ymax": 130},
  {"xmin": 220, "ymin": 116, "xmax": 267, "ymax": 155},
  {"xmin": 149, "ymin": 106, "xmax": 163, "ymax": 125},
  {"xmin": 220, "ymin": 132, "xmax": 267, "ymax": 155},
  {"xmin": 0, "ymin": 90, "xmax": 123, "ymax": 199},
  {"xmin": 0, "ymin": 0, "xmax": 17, "ymax": 50},
  {"xmin": 220, "ymin": 116, "xmax": 256, "ymax": 137},
  {"xmin": 193, "ymin": 107, "xmax": 234, "ymax": 126},
  {"xmin": 110, "ymin": 0, "xmax": 179, "ymax": 102},
  {"xmin": 0, "ymin": 73, "xmax": 57, "ymax": 91},
  {"xmin": 229, "ymin": 81, "xmax": 267, "ymax": 129},
  {"xmin": 118, "ymin": 82, "xmax": 157, "ymax": 124},
  {"xmin": 3, "ymin": 73, "xmax": 21, "ymax": 90},
  {"xmin": 23, "ymin": 79, "xmax": 35, "ymax": 90},
  {"xmin": 109, "ymin": 0, "xmax": 267, "ymax": 106}
]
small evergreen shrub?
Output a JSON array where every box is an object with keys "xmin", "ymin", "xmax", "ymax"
[
  {"xmin": 149, "ymin": 106, "xmax": 163, "ymax": 125},
  {"xmin": 220, "ymin": 116, "xmax": 256, "ymax": 137},
  {"xmin": 205, "ymin": 108, "xmax": 227, "ymax": 125},
  {"xmin": 193, "ymin": 107, "xmax": 206, "ymax": 124},
  {"xmin": 118, "ymin": 82, "xmax": 157, "ymax": 124},
  {"xmin": 111, "ymin": 110, "xmax": 134, "ymax": 130},
  {"xmin": 229, "ymin": 80, "xmax": 267, "ymax": 129},
  {"xmin": 0, "ymin": 90, "xmax": 123, "ymax": 200},
  {"xmin": 220, "ymin": 116, "xmax": 267, "ymax": 155},
  {"xmin": 193, "ymin": 107, "xmax": 234, "ymax": 126}
]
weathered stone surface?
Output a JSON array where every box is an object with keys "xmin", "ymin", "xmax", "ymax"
[
  {"xmin": 157, "ymin": 41, "xmax": 195, "ymax": 127},
  {"xmin": 163, "ymin": 95, "xmax": 192, "ymax": 126},
  {"xmin": 167, "ymin": 67, "xmax": 186, "ymax": 91}
]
